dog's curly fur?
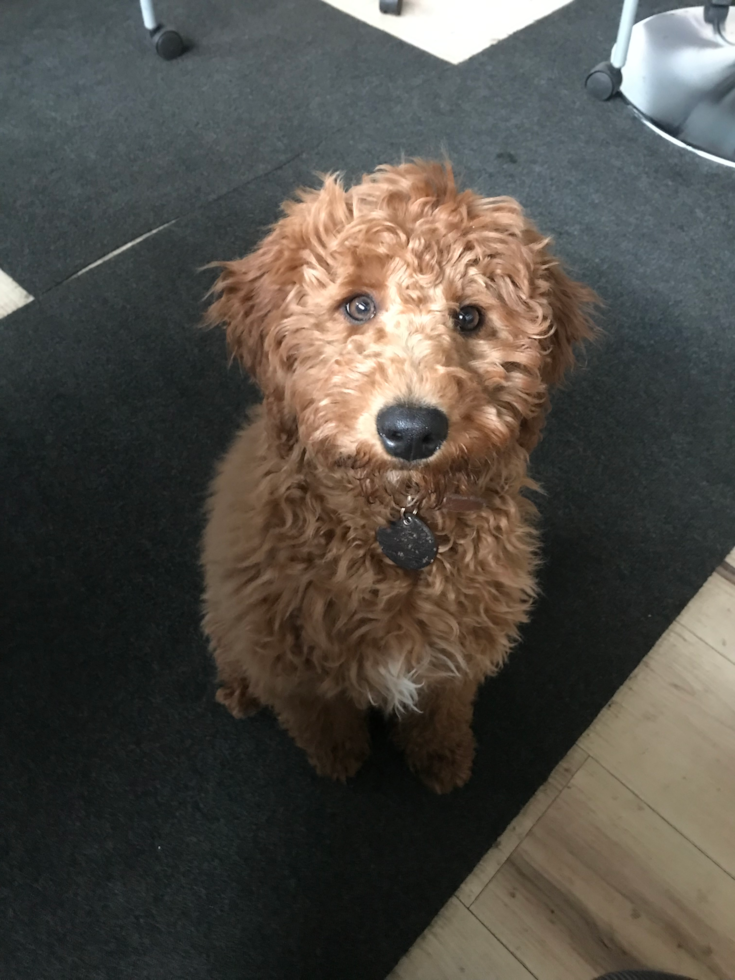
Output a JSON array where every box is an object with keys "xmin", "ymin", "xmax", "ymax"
[{"xmin": 202, "ymin": 161, "xmax": 595, "ymax": 793}]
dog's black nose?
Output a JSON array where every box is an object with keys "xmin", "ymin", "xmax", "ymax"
[{"xmin": 376, "ymin": 404, "xmax": 449, "ymax": 461}]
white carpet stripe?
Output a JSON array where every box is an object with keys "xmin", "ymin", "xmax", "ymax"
[
  {"xmin": 321, "ymin": 0, "xmax": 574, "ymax": 65},
  {"xmin": 0, "ymin": 269, "xmax": 33, "ymax": 320}
]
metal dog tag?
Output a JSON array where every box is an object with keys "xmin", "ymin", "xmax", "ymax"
[{"xmin": 376, "ymin": 514, "xmax": 437, "ymax": 570}]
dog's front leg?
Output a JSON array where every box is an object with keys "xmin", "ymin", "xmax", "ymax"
[
  {"xmin": 273, "ymin": 693, "xmax": 370, "ymax": 782},
  {"xmin": 394, "ymin": 678, "xmax": 478, "ymax": 794}
]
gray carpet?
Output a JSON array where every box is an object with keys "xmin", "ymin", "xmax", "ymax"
[
  {"xmin": 1, "ymin": 1, "xmax": 734, "ymax": 979},
  {"xmin": 0, "ymin": 0, "xmax": 442, "ymax": 293}
]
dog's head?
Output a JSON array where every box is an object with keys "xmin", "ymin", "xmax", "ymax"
[{"xmin": 207, "ymin": 161, "xmax": 595, "ymax": 499}]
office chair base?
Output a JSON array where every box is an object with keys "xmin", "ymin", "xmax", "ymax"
[
  {"xmin": 634, "ymin": 111, "xmax": 735, "ymax": 168},
  {"xmin": 620, "ymin": 6, "xmax": 735, "ymax": 165},
  {"xmin": 585, "ymin": 61, "xmax": 623, "ymax": 100},
  {"xmin": 150, "ymin": 26, "xmax": 184, "ymax": 60},
  {"xmin": 379, "ymin": 0, "xmax": 403, "ymax": 14}
]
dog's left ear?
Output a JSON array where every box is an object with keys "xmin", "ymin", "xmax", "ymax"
[
  {"xmin": 531, "ymin": 232, "xmax": 598, "ymax": 387},
  {"xmin": 542, "ymin": 257, "xmax": 598, "ymax": 387}
]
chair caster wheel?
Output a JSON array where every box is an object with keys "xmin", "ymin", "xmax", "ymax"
[
  {"xmin": 379, "ymin": 0, "xmax": 403, "ymax": 14},
  {"xmin": 151, "ymin": 26, "xmax": 184, "ymax": 60},
  {"xmin": 585, "ymin": 61, "xmax": 622, "ymax": 101}
]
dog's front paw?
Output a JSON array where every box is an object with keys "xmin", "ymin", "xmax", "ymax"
[
  {"xmin": 404, "ymin": 732, "xmax": 476, "ymax": 794},
  {"xmin": 308, "ymin": 731, "xmax": 371, "ymax": 783}
]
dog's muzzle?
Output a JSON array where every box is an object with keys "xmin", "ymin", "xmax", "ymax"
[{"xmin": 376, "ymin": 404, "xmax": 448, "ymax": 461}]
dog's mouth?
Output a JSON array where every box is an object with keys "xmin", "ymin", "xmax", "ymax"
[
  {"xmin": 385, "ymin": 462, "xmax": 434, "ymax": 482},
  {"xmin": 329, "ymin": 446, "xmax": 486, "ymax": 510}
]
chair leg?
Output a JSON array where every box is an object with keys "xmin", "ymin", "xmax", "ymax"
[
  {"xmin": 139, "ymin": 0, "xmax": 158, "ymax": 32},
  {"xmin": 138, "ymin": 0, "xmax": 184, "ymax": 60},
  {"xmin": 611, "ymin": 0, "xmax": 642, "ymax": 70},
  {"xmin": 585, "ymin": 0, "xmax": 640, "ymax": 100},
  {"xmin": 704, "ymin": 0, "xmax": 732, "ymax": 32}
]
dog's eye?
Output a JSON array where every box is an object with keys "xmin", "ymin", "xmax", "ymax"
[
  {"xmin": 453, "ymin": 306, "xmax": 483, "ymax": 334},
  {"xmin": 343, "ymin": 294, "xmax": 377, "ymax": 324}
]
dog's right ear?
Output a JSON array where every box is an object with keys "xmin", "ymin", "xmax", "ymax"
[
  {"xmin": 204, "ymin": 232, "xmax": 288, "ymax": 385},
  {"xmin": 204, "ymin": 175, "xmax": 351, "ymax": 385}
]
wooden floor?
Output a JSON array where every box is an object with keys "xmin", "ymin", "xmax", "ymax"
[{"xmin": 389, "ymin": 549, "xmax": 735, "ymax": 980}]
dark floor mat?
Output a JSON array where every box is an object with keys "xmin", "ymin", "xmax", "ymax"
[
  {"xmin": 0, "ymin": 0, "xmax": 686, "ymax": 295},
  {"xmin": 0, "ymin": 0, "xmax": 444, "ymax": 294},
  {"xmin": 2, "ymin": 1, "xmax": 735, "ymax": 979}
]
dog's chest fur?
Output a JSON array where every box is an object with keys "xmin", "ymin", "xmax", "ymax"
[
  {"xmin": 294, "ymin": 537, "xmax": 526, "ymax": 712},
  {"xmin": 281, "ymin": 487, "xmax": 533, "ymax": 708},
  {"xmin": 363, "ymin": 647, "xmax": 466, "ymax": 713},
  {"xmin": 204, "ymin": 418, "xmax": 537, "ymax": 711},
  {"xmin": 367, "ymin": 657, "xmax": 425, "ymax": 713}
]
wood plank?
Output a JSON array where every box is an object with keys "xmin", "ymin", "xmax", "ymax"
[
  {"xmin": 581, "ymin": 623, "xmax": 735, "ymax": 876},
  {"xmin": 388, "ymin": 896, "xmax": 535, "ymax": 980},
  {"xmin": 457, "ymin": 745, "xmax": 588, "ymax": 906},
  {"xmin": 472, "ymin": 759, "xmax": 735, "ymax": 980},
  {"xmin": 678, "ymin": 567, "xmax": 735, "ymax": 665}
]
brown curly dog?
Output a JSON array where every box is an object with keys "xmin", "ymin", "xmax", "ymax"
[{"xmin": 202, "ymin": 161, "xmax": 595, "ymax": 793}]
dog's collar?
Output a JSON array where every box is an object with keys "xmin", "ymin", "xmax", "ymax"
[
  {"xmin": 441, "ymin": 493, "xmax": 487, "ymax": 513},
  {"xmin": 392, "ymin": 492, "xmax": 489, "ymax": 515},
  {"xmin": 376, "ymin": 493, "xmax": 487, "ymax": 570}
]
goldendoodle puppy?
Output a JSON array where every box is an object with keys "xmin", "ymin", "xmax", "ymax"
[{"xmin": 202, "ymin": 161, "xmax": 594, "ymax": 793}]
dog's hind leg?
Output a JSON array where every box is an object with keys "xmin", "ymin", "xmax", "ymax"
[
  {"xmin": 215, "ymin": 674, "xmax": 262, "ymax": 719},
  {"xmin": 206, "ymin": 620, "xmax": 262, "ymax": 719},
  {"xmin": 273, "ymin": 693, "xmax": 370, "ymax": 782}
]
